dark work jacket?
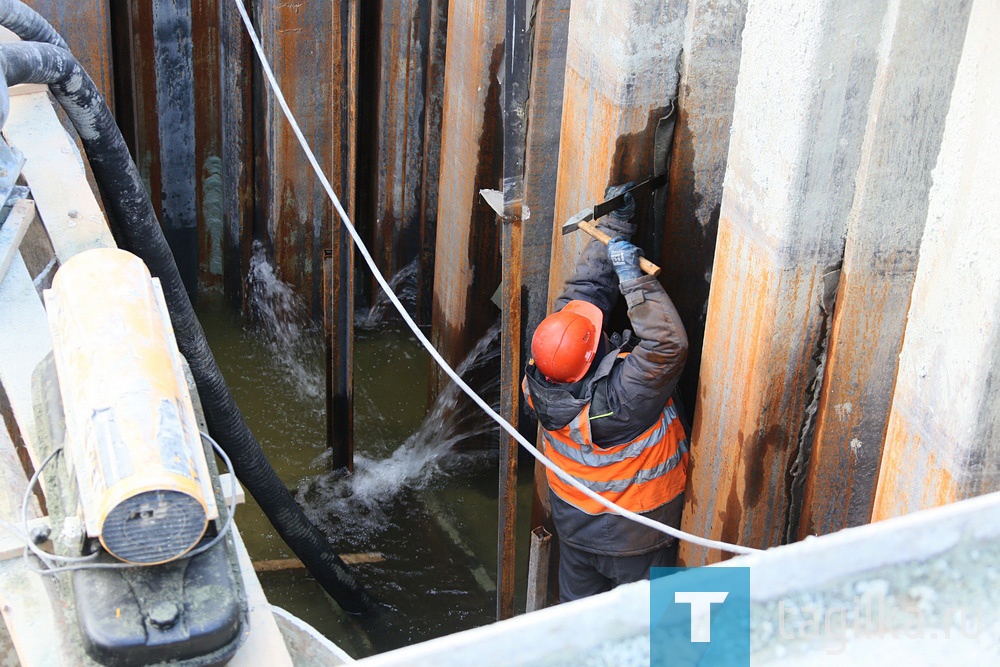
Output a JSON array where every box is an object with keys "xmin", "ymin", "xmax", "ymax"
[{"xmin": 523, "ymin": 232, "xmax": 688, "ymax": 556}]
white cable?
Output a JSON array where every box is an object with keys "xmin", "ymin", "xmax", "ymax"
[{"xmin": 231, "ymin": 0, "xmax": 760, "ymax": 557}]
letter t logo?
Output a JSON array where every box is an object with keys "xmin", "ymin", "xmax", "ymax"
[{"xmin": 674, "ymin": 591, "xmax": 729, "ymax": 642}]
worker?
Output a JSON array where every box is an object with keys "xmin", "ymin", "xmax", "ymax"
[{"xmin": 522, "ymin": 183, "xmax": 689, "ymax": 602}]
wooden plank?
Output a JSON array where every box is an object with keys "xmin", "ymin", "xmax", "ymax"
[
  {"xmin": 228, "ymin": 525, "xmax": 295, "ymax": 667},
  {"xmin": 0, "ymin": 556, "xmax": 71, "ymax": 666},
  {"xmin": 0, "ymin": 200, "xmax": 35, "ymax": 284},
  {"xmin": 4, "ymin": 93, "xmax": 116, "ymax": 259},
  {"xmin": 0, "ymin": 254, "xmax": 52, "ymax": 470}
]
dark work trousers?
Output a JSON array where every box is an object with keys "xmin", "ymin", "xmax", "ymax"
[{"xmin": 559, "ymin": 538, "xmax": 679, "ymax": 603}]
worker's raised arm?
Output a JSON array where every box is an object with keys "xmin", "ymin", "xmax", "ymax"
[
  {"xmin": 594, "ymin": 240, "xmax": 688, "ymax": 445},
  {"xmin": 554, "ymin": 184, "xmax": 637, "ymax": 319}
]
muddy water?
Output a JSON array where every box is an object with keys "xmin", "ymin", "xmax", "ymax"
[{"xmin": 195, "ymin": 269, "xmax": 532, "ymax": 657}]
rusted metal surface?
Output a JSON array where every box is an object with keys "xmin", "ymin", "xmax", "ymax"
[
  {"xmin": 112, "ymin": 1, "xmax": 205, "ymax": 296},
  {"xmin": 192, "ymin": 0, "xmax": 223, "ymax": 289},
  {"xmin": 430, "ymin": 0, "xmax": 504, "ymax": 383},
  {"xmin": 521, "ymin": 0, "xmax": 569, "ymax": 362},
  {"xmin": 152, "ymin": 0, "xmax": 199, "ymax": 295},
  {"xmin": 871, "ymin": 0, "xmax": 1000, "ymax": 522},
  {"xmin": 416, "ymin": 0, "xmax": 449, "ymax": 324},
  {"xmin": 547, "ymin": 0, "xmax": 688, "ymax": 312},
  {"xmin": 520, "ymin": 0, "xmax": 570, "ymax": 611},
  {"xmin": 659, "ymin": 0, "xmax": 747, "ymax": 413},
  {"xmin": 116, "ymin": 1, "xmax": 163, "ymax": 244},
  {"xmin": 23, "ymin": 1, "xmax": 113, "ymax": 105},
  {"xmin": 497, "ymin": 0, "xmax": 530, "ymax": 621},
  {"xmin": 256, "ymin": 0, "xmax": 355, "ymax": 317},
  {"xmin": 797, "ymin": 0, "xmax": 971, "ymax": 538},
  {"xmin": 219, "ymin": 0, "xmax": 254, "ymax": 307},
  {"xmin": 325, "ymin": 250, "xmax": 355, "ymax": 472},
  {"xmin": 373, "ymin": 0, "xmax": 433, "ymax": 288},
  {"xmin": 678, "ymin": 0, "xmax": 887, "ymax": 565}
]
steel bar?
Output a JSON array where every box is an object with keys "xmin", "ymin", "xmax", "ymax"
[{"xmin": 519, "ymin": 0, "xmax": 570, "ymax": 609}]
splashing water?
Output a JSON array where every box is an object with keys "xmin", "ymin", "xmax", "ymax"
[
  {"xmin": 245, "ymin": 241, "xmax": 324, "ymax": 400},
  {"xmin": 298, "ymin": 323, "xmax": 501, "ymax": 539},
  {"xmin": 356, "ymin": 259, "xmax": 418, "ymax": 330}
]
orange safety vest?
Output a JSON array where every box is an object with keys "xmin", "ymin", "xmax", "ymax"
[{"xmin": 524, "ymin": 354, "xmax": 689, "ymax": 515}]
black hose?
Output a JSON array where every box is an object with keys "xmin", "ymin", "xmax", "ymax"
[
  {"xmin": 0, "ymin": 36, "xmax": 378, "ymax": 615},
  {"xmin": 0, "ymin": 0, "xmax": 67, "ymax": 50}
]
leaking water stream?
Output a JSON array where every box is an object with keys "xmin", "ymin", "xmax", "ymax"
[{"xmin": 196, "ymin": 251, "xmax": 532, "ymax": 657}]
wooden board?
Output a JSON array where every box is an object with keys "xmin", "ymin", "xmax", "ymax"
[{"xmin": 4, "ymin": 92, "xmax": 116, "ymax": 261}]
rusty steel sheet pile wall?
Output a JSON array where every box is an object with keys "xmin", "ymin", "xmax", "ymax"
[
  {"xmin": 219, "ymin": 0, "xmax": 254, "ymax": 306},
  {"xmin": 659, "ymin": 0, "xmax": 747, "ymax": 413},
  {"xmin": 430, "ymin": 0, "xmax": 504, "ymax": 375},
  {"xmin": 373, "ymin": 0, "xmax": 433, "ymax": 290},
  {"xmin": 255, "ymin": 0, "xmax": 356, "ymax": 318},
  {"xmin": 679, "ymin": 0, "xmax": 888, "ymax": 565},
  {"xmin": 23, "ymin": 0, "xmax": 113, "ymax": 103},
  {"xmin": 547, "ymin": 0, "xmax": 687, "ymax": 305},
  {"xmin": 111, "ymin": 0, "xmax": 207, "ymax": 297},
  {"xmin": 797, "ymin": 0, "xmax": 973, "ymax": 539},
  {"xmin": 416, "ymin": 0, "xmax": 449, "ymax": 324},
  {"xmin": 872, "ymin": 0, "xmax": 1000, "ymax": 522}
]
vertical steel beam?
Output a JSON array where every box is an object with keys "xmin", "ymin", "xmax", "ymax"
[
  {"xmin": 151, "ymin": 0, "xmax": 199, "ymax": 296},
  {"xmin": 219, "ymin": 0, "xmax": 254, "ymax": 308},
  {"xmin": 498, "ymin": 0, "xmax": 528, "ymax": 622},
  {"xmin": 415, "ymin": 0, "xmax": 449, "ymax": 325},
  {"xmin": 23, "ymin": 1, "xmax": 114, "ymax": 104},
  {"xmin": 659, "ymin": 0, "xmax": 748, "ymax": 413},
  {"xmin": 430, "ymin": 0, "xmax": 504, "ymax": 378},
  {"xmin": 521, "ymin": 0, "xmax": 570, "ymax": 612},
  {"xmin": 117, "ymin": 1, "xmax": 163, "ymax": 237},
  {"xmin": 373, "ymin": 0, "xmax": 433, "ymax": 287},
  {"xmin": 678, "ymin": 0, "xmax": 887, "ymax": 565},
  {"xmin": 871, "ymin": 0, "xmax": 1000, "ymax": 521},
  {"xmin": 326, "ymin": 1, "xmax": 360, "ymax": 472},
  {"xmin": 256, "ymin": 0, "xmax": 353, "ymax": 317},
  {"xmin": 797, "ymin": 0, "xmax": 972, "ymax": 538},
  {"xmin": 547, "ymin": 0, "xmax": 687, "ymax": 309},
  {"xmin": 114, "ymin": 1, "xmax": 202, "ymax": 296},
  {"xmin": 193, "ymin": 0, "xmax": 224, "ymax": 289}
]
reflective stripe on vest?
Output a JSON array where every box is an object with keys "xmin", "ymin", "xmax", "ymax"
[{"xmin": 542, "ymin": 398, "xmax": 688, "ymax": 515}]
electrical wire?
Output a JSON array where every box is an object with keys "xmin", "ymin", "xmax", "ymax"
[
  {"xmin": 231, "ymin": 0, "xmax": 760, "ymax": 557},
  {"xmin": 20, "ymin": 434, "xmax": 238, "ymax": 575}
]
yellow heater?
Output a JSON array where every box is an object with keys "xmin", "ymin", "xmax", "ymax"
[{"xmin": 44, "ymin": 248, "xmax": 218, "ymax": 564}]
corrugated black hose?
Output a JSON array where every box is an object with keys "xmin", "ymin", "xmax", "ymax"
[{"xmin": 0, "ymin": 24, "xmax": 379, "ymax": 616}]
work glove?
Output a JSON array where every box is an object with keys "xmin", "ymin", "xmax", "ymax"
[
  {"xmin": 608, "ymin": 236, "xmax": 643, "ymax": 282},
  {"xmin": 600, "ymin": 182, "xmax": 637, "ymax": 237}
]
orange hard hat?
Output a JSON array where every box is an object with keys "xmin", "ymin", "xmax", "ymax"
[{"xmin": 531, "ymin": 300, "xmax": 604, "ymax": 383}]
